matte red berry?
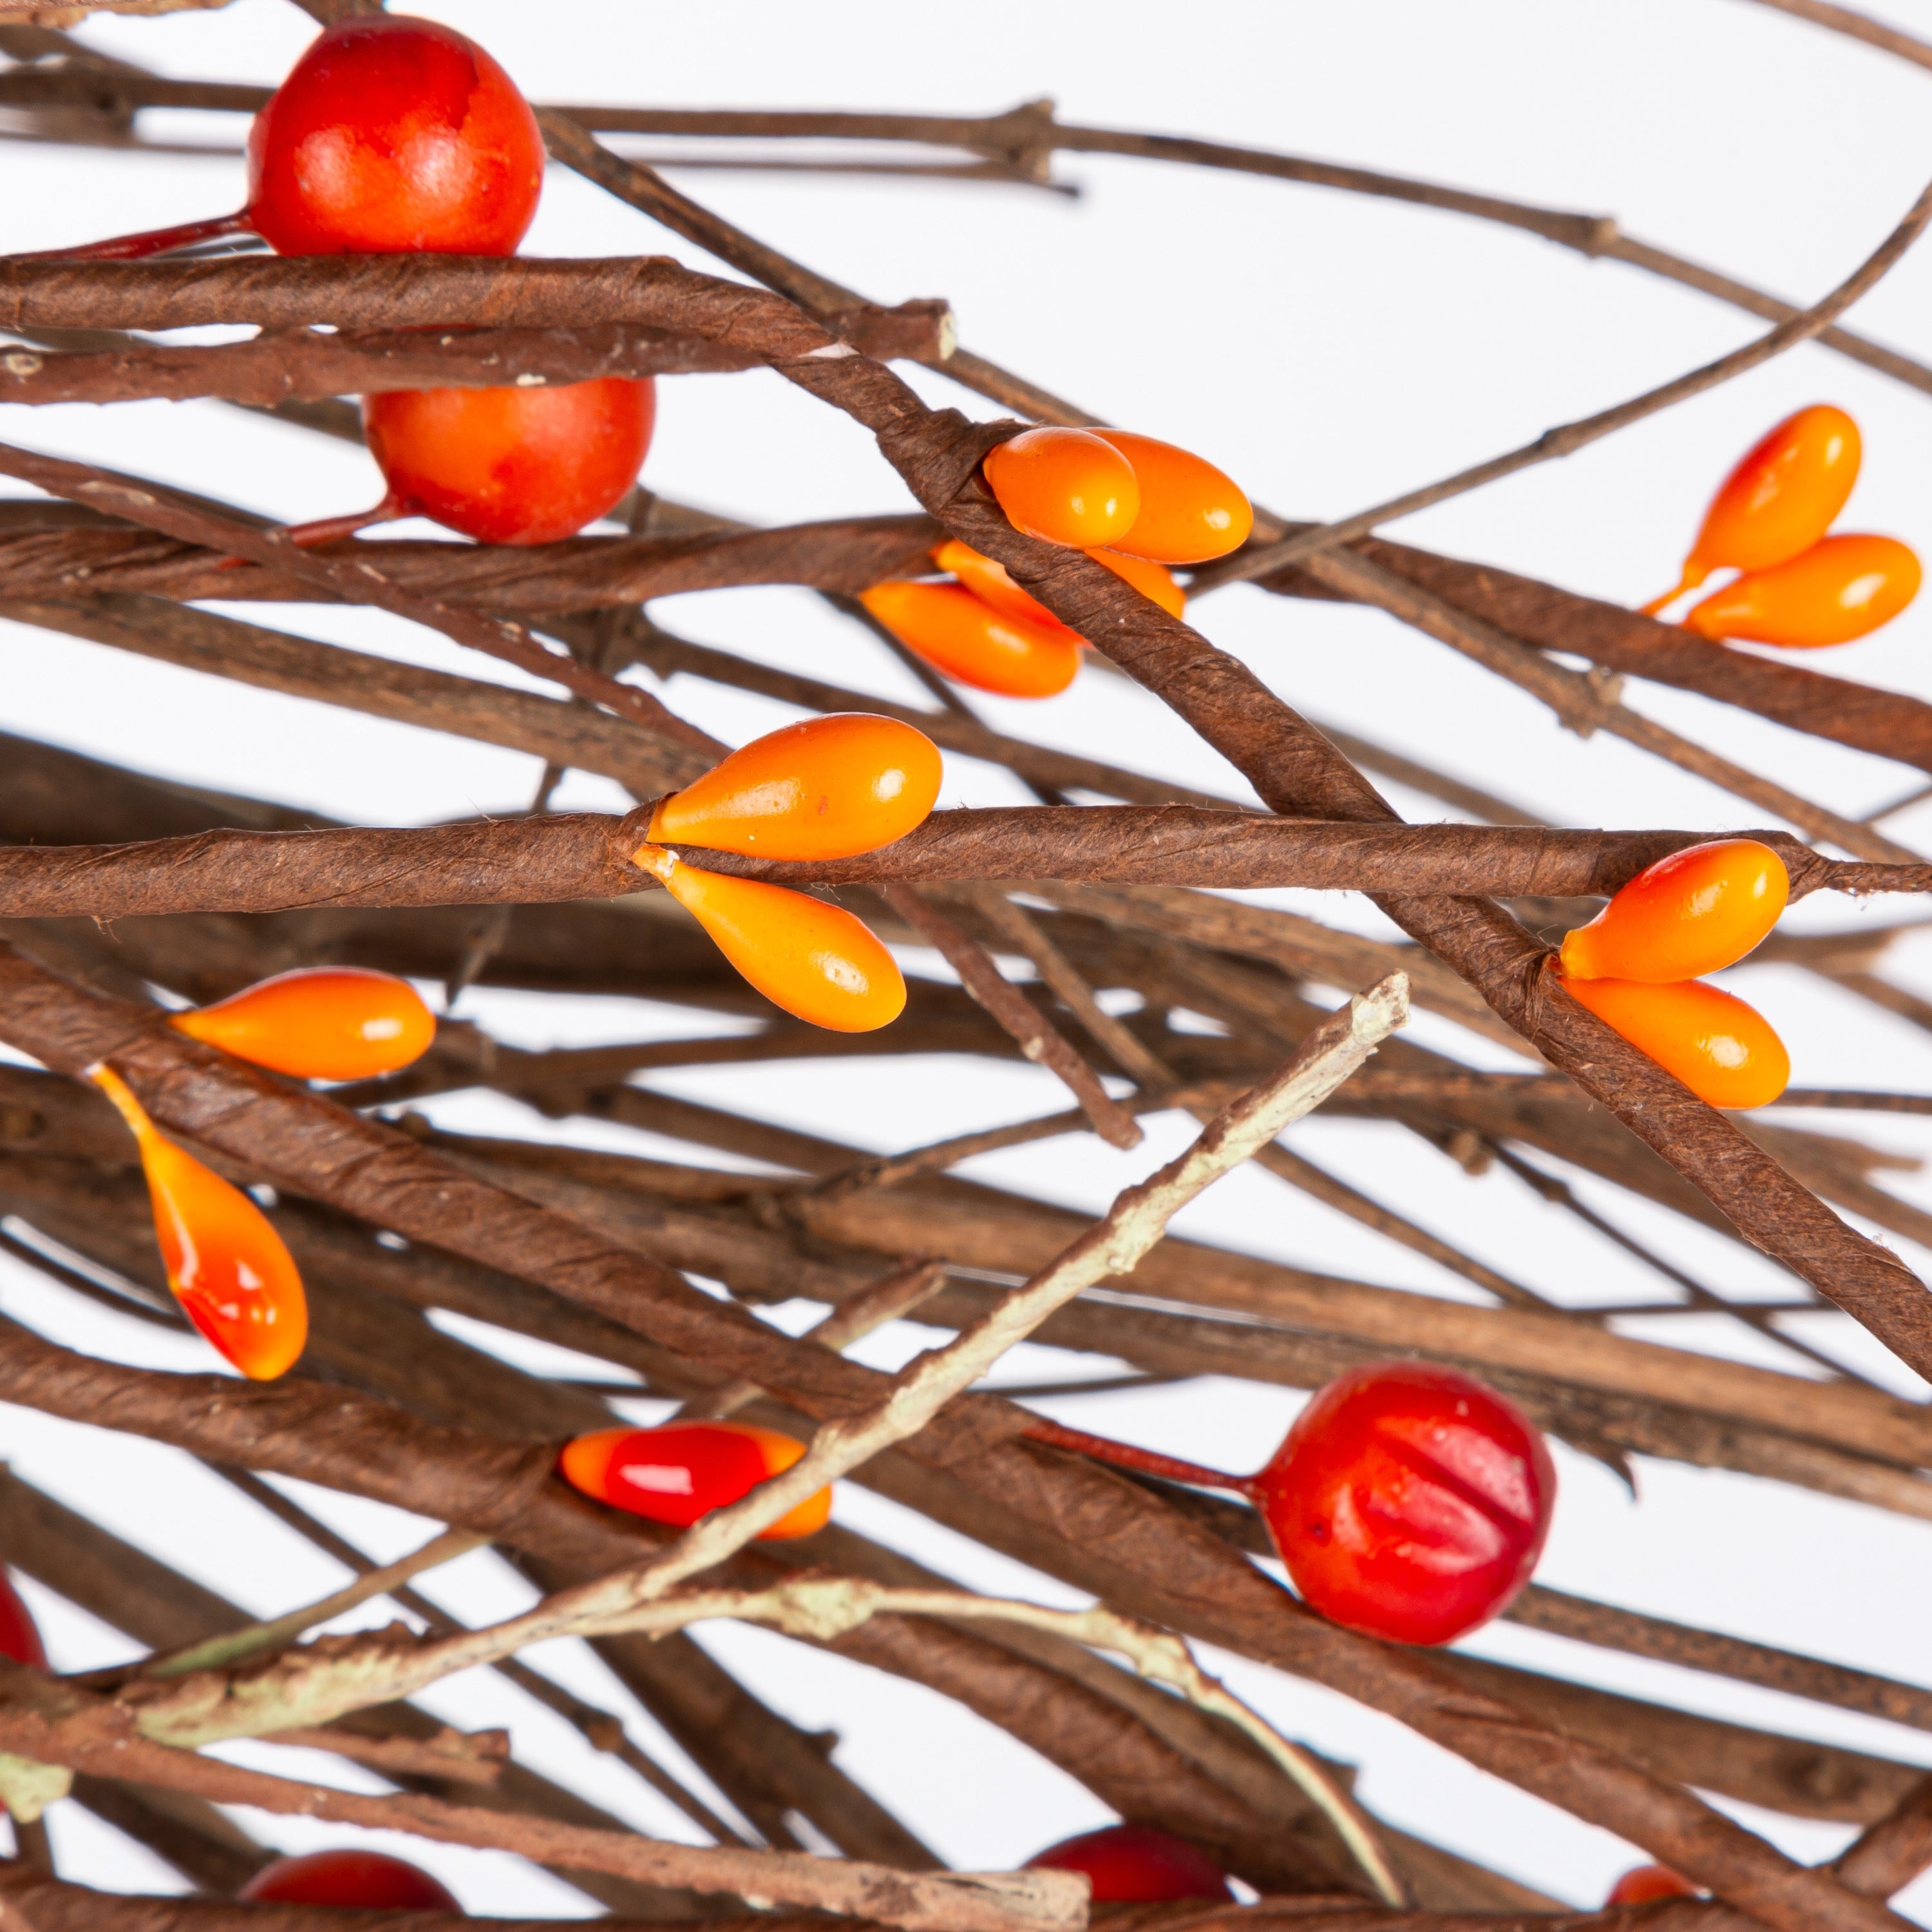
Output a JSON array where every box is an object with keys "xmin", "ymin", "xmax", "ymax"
[{"xmin": 240, "ymin": 1849, "xmax": 460, "ymax": 1909}]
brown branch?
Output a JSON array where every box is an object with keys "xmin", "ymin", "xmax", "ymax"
[
  {"xmin": 0, "ymin": 308, "xmax": 949, "ymax": 404},
  {"xmin": 0, "ymin": 807, "xmax": 1909, "ymax": 920}
]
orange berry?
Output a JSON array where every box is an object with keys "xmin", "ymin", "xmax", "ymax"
[
  {"xmin": 169, "ymin": 967, "xmax": 437, "ymax": 1081},
  {"xmin": 649, "ymin": 715, "xmax": 942, "ymax": 862},
  {"xmin": 1644, "ymin": 406, "xmax": 1861, "ymax": 613},
  {"xmin": 1607, "ymin": 1865, "xmax": 1699, "ymax": 1906},
  {"xmin": 859, "ymin": 581, "xmax": 1081, "ymax": 698},
  {"xmin": 1559, "ymin": 840, "xmax": 1788, "ymax": 983},
  {"xmin": 930, "ymin": 538, "xmax": 1075, "ymax": 634},
  {"xmin": 560, "ymin": 1423, "xmax": 831, "ymax": 1539},
  {"xmin": 1682, "ymin": 533, "xmax": 1920, "ymax": 647},
  {"xmin": 88, "ymin": 1064, "xmax": 308, "ymax": 1380},
  {"xmin": 982, "ymin": 427, "xmax": 1139, "ymax": 548},
  {"xmin": 1559, "ymin": 977, "xmax": 1789, "ymax": 1109},
  {"xmin": 1093, "ymin": 430, "xmax": 1252, "ymax": 564},
  {"xmin": 1088, "ymin": 545, "xmax": 1187, "ymax": 616},
  {"xmin": 633, "ymin": 846, "xmax": 905, "ymax": 1032}
]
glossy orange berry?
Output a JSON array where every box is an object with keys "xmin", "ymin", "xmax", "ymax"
[
  {"xmin": 168, "ymin": 968, "xmax": 436, "ymax": 1082},
  {"xmin": 632, "ymin": 846, "xmax": 906, "ymax": 1032},
  {"xmin": 1093, "ymin": 430, "xmax": 1253, "ymax": 564},
  {"xmin": 1681, "ymin": 533, "xmax": 1920, "ymax": 648},
  {"xmin": 1607, "ymin": 1865, "xmax": 1699, "ymax": 1906},
  {"xmin": 1089, "ymin": 546, "xmax": 1188, "ymax": 617},
  {"xmin": 560, "ymin": 1423, "xmax": 831, "ymax": 1539},
  {"xmin": 361, "ymin": 377, "xmax": 654, "ymax": 546},
  {"xmin": 1559, "ymin": 840, "xmax": 1788, "ymax": 983},
  {"xmin": 860, "ymin": 581, "xmax": 1081, "ymax": 698},
  {"xmin": 931, "ymin": 539, "xmax": 1076, "ymax": 634},
  {"xmin": 88, "ymin": 1065, "xmax": 308, "ymax": 1380},
  {"xmin": 649, "ymin": 715, "xmax": 942, "ymax": 861},
  {"xmin": 983, "ymin": 428, "xmax": 1140, "ymax": 549},
  {"xmin": 1558, "ymin": 976, "xmax": 1790, "ymax": 1109},
  {"xmin": 1643, "ymin": 405, "xmax": 1861, "ymax": 612}
]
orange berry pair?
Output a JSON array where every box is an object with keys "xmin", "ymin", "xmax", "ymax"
[
  {"xmin": 1557, "ymin": 840, "xmax": 1790, "ymax": 1108},
  {"xmin": 560, "ymin": 1423, "xmax": 830, "ymax": 1539},
  {"xmin": 983, "ymin": 428, "xmax": 1252, "ymax": 563},
  {"xmin": 1645, "ymin": 406, "xmax": 1920, "ymax": 646},
  {"xmin": 636, "ymin": 714, "xmax": 942, "ymax": 1032}
]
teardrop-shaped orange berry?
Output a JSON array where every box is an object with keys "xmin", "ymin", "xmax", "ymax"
[
  {"xmin": 1645, "ymin": 406, "xmax": 1861, "ymax": 612},
  {"xmin": 1558, "ymin": 977, "xmax": 1789, "ymax": 1108},
  {"xmin": 1560, "ymin": 840, "xmax": 1788, "ymax": 983},
  {"xmin": 860, "ymin": 581, "xmax": 1081, "ymax": 698},
  {"xmin": 88, "ymin": 1065, "xmax": 308, "ymax": 1379},
  {"xmin": 1092, "ymin": 430, "xmax": 1253, "ymax": 564},
  {"xmin": 1089, "ymin": 546, "xmax": 1188, "ymax": 617},
  {"xmin": 560, "ymin": 1423, "xmax": 831, "ymax": 1539},
  {"xmin": 983, "ymin": 427, "xmax": 1139, "ymax": 549},
  {"xmin": 169, "ymin": 968, "xmax": 436, "ymax": 1081},
  {"xmin": 649, "ymin": 715, "xmax": 942, "ymax": 861},
  {"xmin": 1681, "ymin": 533, "xmax": 1920, "ymax": 647},
  {"xmin": 931, "ymin": 539, "xmax": 1077, "ymax": 634},
  {"xmin": 633, "ymin": 846, "xmax": 905, "ymax": 1032}
]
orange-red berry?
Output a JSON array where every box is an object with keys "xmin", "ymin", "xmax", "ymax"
[
  {"xmin": 242, "ymin": 1851, "xmax": 460, "ymax": 1909},
  {"xmin": 1558, "ymin": 976, "xmax": 1790, "ymax": 1108},
  {"xmin": 88, "ymin": 1065, "xmax": 308, "ymax": 1380},
  {"xmin": 560, "ymin": 1423, "xmax": 831, "ymax": 1539},
  {"xmin": 1681, "ymin": 533, "xmax": 1920, "ymax": 647},
  {"xmin": 860, "ymin": 580, "xmax": 1081, "ymax": 698},
  {"xmin": 363, "ymin": 377, "xmax": 654, "ymax": 546},
  {"xmin": 1026, "ymin": 1826, "xmax": 1231, "ymax": 1904},
  {"xmin": 983, "ymin": 428, "xmax": 1140, "ymax": 549},
  {"xmin": 169, "ymin": 968, "xmax": 436, "ymax": 1082},
  {"xmin": 1607, "ymin": 1864, "xmax": 1700, "ymax": 1906},
  {"xmin": 649, "ymin": 715, "xmax": 942, "ymax": 862},
  {"xmin": 1558, "ymin": 840, "xmax": 1788, "ymax": 983}
]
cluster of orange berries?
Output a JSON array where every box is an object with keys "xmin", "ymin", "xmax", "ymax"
[
  {"xmin": 1556, "ymin": 839, "xmax": 1790, "ymax": 1109},
  {"xmin": 1644, "ymin": 405, "xmax": 1920, "ymax": 647},
  {"xmin": 863, "ymin": 428, "xmax": 1252, "ymax": 696}
]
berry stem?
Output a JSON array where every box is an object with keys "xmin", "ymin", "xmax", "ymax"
[
  {"xmin": 282, "ymin": 493, "xmax": 411, "ymax": 551},
  {"xmin": 1022, "ymin": 1416, "xmax": 1258, "ymax": 1497},
  {"xmin": 12, "ymin": 209, "xmax": 252, "ymax": 263}
]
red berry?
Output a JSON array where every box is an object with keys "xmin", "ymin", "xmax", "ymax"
[
  {"xmin": 1253, "ymin": 1363, "xmax": 1555, "ymax": 1646},
  {"xmin": 1026, "ymin": 1825, "xmax": 1232, "ymax": 1903},
  {"xmin": 247, "ymin": 17, "xmax": 544, "ymax": 257},
  {"xmin": 362, "ymin": 377, "xmax": 654, "ymax": 545},
  {"xmin": 1607, "ymin": 1863, "xmax": 1700, "ymax": 1905},
  {"xmin": 0, "ymin": 1573, "xmax": 44, "ymax": 1671},
  {"xmin": 240, "ymin": 1848, "xmax": 459, "ymax": 1909}
]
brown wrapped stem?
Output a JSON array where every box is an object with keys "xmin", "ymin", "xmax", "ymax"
[{"xmin": 0, "ymin": 808, "xmax": 1908, "ymax": 920}]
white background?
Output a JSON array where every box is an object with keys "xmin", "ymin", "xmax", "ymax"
[{"xmin": 2, "ymin": 0, "xmax": 1932, "ymax": 1915}]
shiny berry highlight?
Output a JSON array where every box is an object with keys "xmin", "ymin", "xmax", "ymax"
[
  {"xmin": 361, "ymin": 376, "xmax": 654, "ymax": 546},
  {"xmin": 1559, "ymin": 976, "xmax": 1790, "ymax": 1109},
  {"xmin": 983, "ymin": 428, "xmax": 1140, "ymax": 549},
  {"xmin": 88, "ymin": 1064, "xmax": 308, "ymax": 1381},
  {"xmin": 1094, "ymin": 430, "xmax": 1253, "ymax": 564},
  {"xmin": 1025, "ymin": 1825, "xmax": 1233, "ymax": 1904},
  {"xmin": 1559, "ymin": 840, "xmax": 1788, "ymax": 983},
  {"xmin": 1682, "ymin": 533, "xmax": 1920, "ymax": 647},
  {"xmin": 649, "ymin": 715, "xmax": 942, "ymax": 862},
  {"xmin": 169, "ymin": 968, "xmax": 436, "ymax": 1083},
  {"xmin": 1254, "ymin": 1363, "xmax": 1555, "ymax": 1647},
  {"xmin": 1644, "ymin": 404, "xmax": 1861, "ymax": 613},
  {"xmin": 860, "ymin": 581, "xmax": 1081, "ymax": 698},
  {"xmin": 241, "ymin": 1850, "xmax": 460, "ymax": 1909},
  {"xmin": 560, "ymin": 1423, "xmax": 831, "ymax": 1539},
  {"xmin": 633, "ymin": 846, "xmax": 906, "ymax": 1033}
]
